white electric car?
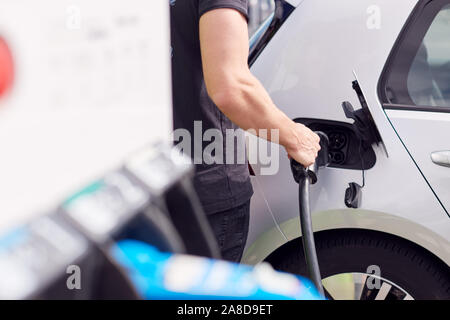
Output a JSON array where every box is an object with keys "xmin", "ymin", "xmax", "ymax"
[{"xmin": 244, "ymin": 0, "xmax": 450, "ymax": 299}]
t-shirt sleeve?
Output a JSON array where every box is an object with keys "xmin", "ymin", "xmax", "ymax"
[{"xmin": 199, "ymin": 0, "xmax": 249, "ymax": 21}]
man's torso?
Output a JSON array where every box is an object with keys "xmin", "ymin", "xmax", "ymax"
[{"xmin": 170, "ymin": 0, "xmax": 253, "ymax": 214}]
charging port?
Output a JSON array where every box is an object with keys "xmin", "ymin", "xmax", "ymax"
[{"xmin": 294, "ymin": 118, "xmax": 376, "ymax": 170}]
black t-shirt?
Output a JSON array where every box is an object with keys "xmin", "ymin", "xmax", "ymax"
[{"xmin": 170, "ymin": 0, "xmax": 253, "ymax": 214}]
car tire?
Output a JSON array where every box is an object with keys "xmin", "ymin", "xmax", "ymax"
[{"xmin": 269, "ymin": 229, "xmax": 450, "ymax": 300}]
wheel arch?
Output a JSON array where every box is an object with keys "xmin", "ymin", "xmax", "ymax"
[
  {"xmin": 243, "ymin": 209, "xmax": 450, "ymax": 267},
  {"xmin": 264, "ymin": 228, "xmax": 450, "ymax": 272}
]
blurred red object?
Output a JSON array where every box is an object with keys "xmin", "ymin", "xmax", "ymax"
[{"xmin": 0, "ymin": 37, "xmax": 14, "ymax": 99}]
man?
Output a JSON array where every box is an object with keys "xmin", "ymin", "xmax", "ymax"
[{"xmin": 170, "ymin": 0, "xmax": 320, "ymax": 262}]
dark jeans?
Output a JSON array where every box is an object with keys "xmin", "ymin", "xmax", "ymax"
[{"xmin": 206, "ymin": 200, "xmax": 251, "ymax": 263}]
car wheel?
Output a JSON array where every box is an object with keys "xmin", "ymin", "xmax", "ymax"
[{"xmin": 270, "ymin": 229, "xmax": 450, "ymax": 300}]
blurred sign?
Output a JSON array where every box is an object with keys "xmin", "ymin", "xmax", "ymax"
[{"xmin": 0, "ymin": 0, "xmax": 173, "ymax": 233}]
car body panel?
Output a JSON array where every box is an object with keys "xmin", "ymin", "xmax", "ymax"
[
  {"xmin": 386, "ymin": 110, "xmax": 450, "ymax": 212},
  {"xmin": 244, "ymin": 0, "xmax": 450, "ymax": 267},
  {"xmin": 285, "ymin": 0, "xmax": 304, "ymax": 7}
]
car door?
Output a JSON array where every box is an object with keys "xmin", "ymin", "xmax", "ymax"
[{"xmin": 379, "ymin": 0, "xmax": 450, "ymax": 213}]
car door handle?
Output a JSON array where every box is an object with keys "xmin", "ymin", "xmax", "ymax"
[{"xmin": 431, "ymin": 151, "xmax": 450, "ymax": 168}]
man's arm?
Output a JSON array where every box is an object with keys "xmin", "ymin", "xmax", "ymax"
[{"xmin": 199, "ymin": 8, "xmax": 320, "ymax": 167}]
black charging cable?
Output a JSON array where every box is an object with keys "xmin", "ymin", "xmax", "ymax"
[
  {"xmin": 290, "ymin": 132, "xmax": 329, "ymax": 297},
  {"xmin": 358, "ymin": 137, "xmax": 366, "ymax": 188}
]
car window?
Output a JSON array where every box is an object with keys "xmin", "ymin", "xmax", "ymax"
[
  {"xmin": 249, "ymin": 13, "xmax": 274, "ymax": 52},
  {"xmin": 248, "ymin": 0, "xmax": 275, "ymax": 36},
  {"xmin": 407, "ymin": 4, "xmax": 450, "ymax": 107},
  {"xmin": 381, "ymin": 0, "xmax": 450, "ymax": 111},
  {"xmin": 247, "ymin": 0, "xmax": 295, "ymax": 66}
]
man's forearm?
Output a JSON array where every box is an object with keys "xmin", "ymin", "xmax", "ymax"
[{"xmin": 209, "ymin": 71, "xmax": 300, "ymax": 152}]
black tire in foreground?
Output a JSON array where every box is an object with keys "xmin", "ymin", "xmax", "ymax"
[{"xmin": 268, "ymin": 229, "xmax": 450, "ymax": 300}]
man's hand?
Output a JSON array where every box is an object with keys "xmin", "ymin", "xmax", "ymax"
[{"xmin": 286, "ymin": 124, "xmax": 321, "ymax": 167}]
